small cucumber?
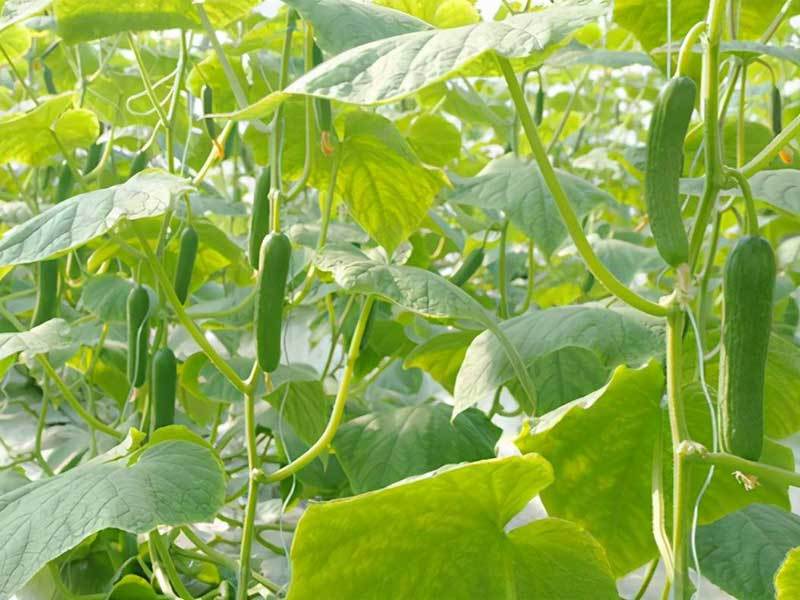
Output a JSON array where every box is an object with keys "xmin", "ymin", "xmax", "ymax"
[
  {"xmin": 173, "ymin": 226, "xmax": 198, "ymax": 305},
  {"xmin": 312, "ymin": 43, "xmax": 333, "ymax": 134},
  {"xmin": 202, "ymin": 85, "xmax": 217, "ymax": 140},
  {"xmin": 249, "ymin": 168, "xmax": 271, "ymax": 270},
  {"xmin": 255, "ymin": 233, "xmax": 292, "ymax": 373},
  {"xmin": 534, "ymin": 86, "xmax": 545, "ymax": 126},
  {"xmin": 449, "ymin": 248, "xmax": 484, "ymax": 287},
  {"xmin": 126, "ymin": 285, "xmax": 150, "ymax": 388},
  {"xmin": 43, "ymin": 65, "xmax": 57, "ymax": 95},
  {"xmin": 771, "ymin": 85, "xmax": 782, "ymax": 136},
  {"xmin": 152, "ymin": 347, "xmax": 177, "ymax": 430},
  {"xmin": 32, "ymin": 260, "xmax": 59, "ymax": 326},
  {"xmin": 644, "ymin": 76, "xmax": 696, "ymax": 267},
  {"xmin": 55, "ymin": 162, "xmax": 74, "ymax": 204},
  {"xmin": 84, "ymin": 140, "xmax": 104, "ymax": 175},
  {"xmin": 719, "ymin": 236, "xmax": 776, "ymax": 461}
]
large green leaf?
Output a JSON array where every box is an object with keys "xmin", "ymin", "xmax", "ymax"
[
  {"xmin": 0, "ymin": 170, "xmax": 192, "ymax": 266},
  {"xmin": 314, "ymin": 243, "xmax": 493, "ymax": 326},
  {"xmin": 615, "ymin": 0, "xmax": 788, "ymax": 52},
  {"xmin": 333, "ymin": 403, "xmax": 501, "ymax": 493},
  {"xmin": 591, "ymin": 238, "xmax": 667, "ymax": 285},
  {"xmin": 284, "ymin": 0, "xmax": 431, "ymax": 55},
  {"xmin": 453, "ymin": 305, "xmax": 662, "ymax": 414},
  {"xmin": 0, "ymin": 93, "xmax": 98, "ymax": 166},
  {"xmin": 776, "ymin": 547, "xmax": 800, "ymax": 600},
  {"xmin": 53, "ymin": 0, "xmax": 258, "ymax": 44},
  {"xmin": 697, "ymin": 504, "xmax": 800, "ymax": 600},
  {"xmin": 288, "ymin": 455, "xmax": 619, "ymax": 599},
  {"xmin": 0, "ymin": 319, "xmax": 73, "ymax": 360},
  {"xmin": 516, "ymin": 363, "xmax": 793, "ymax": 576},
  {"xmin": 449, "ymin": 155, "xmax": 612, "ymax": 256},
  {"xmin": 336, "ymin": 111, "xmax": 446, "ymax": 252},
  {"xmin": 0, "ymin": 431, "xmax": 225, "ymax": 597},
  {"xmin": 517, "ymin": 361, "xmax": 664, "ymax": 575},
  {"xmin": 219, "ymin": 0, "xmax": 607, "ymax": 120}
]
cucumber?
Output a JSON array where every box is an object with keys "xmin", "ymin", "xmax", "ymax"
[
  {"xmin": 55, "ymin": 162, "xmax": 74, "ymax": 204},
  {"xmin": 84, "ymin": 140, "xmax": 104, "ymax": 175},
  {"xmin": 719, "ymin": 236, "xmax": 776, "ymax": 461},
  {"xmin": 534, "ymin": 86, "xmax": 544, "ymax": 126},
  {"xmin": 202, "ymin": 85, "xmax": 217, "ymax": 140},
  {"xmin": 43, "ymin": 65, "xmax": 57, "ymax": 95},
  {"xmin": 31, "ymin": 260, "xmax": 59, "ymax": 326},
  {"xmin": 173, "ymin": 226, "xmax": 198, "ymax": 305},
  {"xmin": 255, "ymin": 233, "xmax": 292, "ymax": 373},
  {"xmin": 644, "ymin": 76, "xmax": 696, "ymax": 267},
  {"xmin": 126, "ymin": 285, "xmax": 150, "ymax": 388},
  {"xmin": 312, "ymin": 43, "xmax": 332, "ymax": 134},
  {"xmin": 771, "ymin": 85, "xmax": 782, "ymax": 136},
  {"xmin": 249, "ymin": 168, "xmax": 271, "ymax": 270},
  {"xmin": 449, "ymin": 248, "xmax": 484, "ymax": 287},
  {"xmin": 152, "ymin": 347, "xmax": 177, "ymax": 430}
]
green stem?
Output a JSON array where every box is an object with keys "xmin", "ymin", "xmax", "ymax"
[
  {"xmin": 546, "ymin": 67, "xmax": 589, "ymax": 154},
  {"xmin": 696, "ymin": 209, "xmax": 721, "ymax": 337},
  {"xmin": 684, "ymin": 449, "xmax": 800, "ymax": 488},
  {"xmin": 487, "ymin": 321, "xmax": 538, "ymax": 415},
  {"xmin": 0, "ymin": 40, "xmax": 38, "ymax": 104},
  {"xmin": 725, "ymin": 168, "xmax": 758, "ymax": 235},
  {"xmin": 256, "ymin": 296, "xmax": 375, "ymax": 484},
  {"xmin": 497, "ymin": 56, "xmax": 668, "ymax": 318},
  {"xmin": 498, "ymin": 219, "xmax": 510, "ymax": 319},
  {"xmin": 149, "ymin": 529, "xmax": 194, "ymax": 600},
  {"xmin": 131, "ymin": 222, "xmax": 248, "ymax": 395},
  {"xmin": 37, "ymin": 355, "xmax": 123, "ymax": 439},
  {"xmin": 633, "ymin": 558, "xmax": 660, "ymax": 600},
  {"xmin": 667, "ymin": 309, "xmax": 691, "ymax": 600},
  {"xmin": 237, "ymin": 363, "xmax": 262, "ymax": 600},
  {"xmin": 736, "ymin": 62, "xmax": 747, "ymax": 169},
  {"xmin": 127, "ymin": 33, "xmax": 169, "ymax": 128},
  {"xmin": 742, "ymin": 111, "xmax": 800, "ymax": 177},
  {"xmin": 284, "ymin": 23, "xmax": 316, "ymax": 203},
  {"xmin": 676, "ymin": 22, "xmax": 706, "ymax": 77}
]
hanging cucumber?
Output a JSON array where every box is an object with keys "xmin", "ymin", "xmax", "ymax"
[
  {"xmin": 55, "ymin": 162, "xmax": 74, "ymax": 204},
  {"xmin": 31, "ymin": 260, "xmax": 59, "ymax": 326},
  {"xmin": 43, "ymin": 65, "xmax": 57, "ymax": 95},
  {"xmin": 126, "ymin": 285, "xmax": 150, "ymax": 388},
  {"xmin": 534, "ymin": 86, "xmax": 545, "ymax": 126},
  {"xmin": 152, "ymin": 347, "xmax": 177, "ymax": 430},
  {"xmin": 249, "ymin": 168, "xmax": 271, "ymax": 270},
  {"xmin": 173, "ymin": 226, "xmax": 198, "ymax": 305},
  {"xmin": 771, "ymin": 85, "xmax": 782, "ymax": 136},
  {"xmin": 719, "ymin": 236, "xmax": 776, "ymax": 461},
  {"xmin": 224, "ymin": 123, "xmax": 238, "ymax": 160},
  {"xmin": 202, "ymin": 85, "xmax": 217, "ymax": 141},
  {"xmin": 255, "ymin": 233, "xmax": 292, "ymax": 373},
  {"xmin": 644, "ymin": 76, "xmax": 696, "ymax": 267},
  {"xmin": 449, "ymin": 248, "xmax": 485, "ymax": 287},
  {"xmin": 312, "ymin": 43, "xmax": 334, "ymax": 155},
  {"xmin": 84, "ymin": 139, "xmax": 104, "ymax": 175}
]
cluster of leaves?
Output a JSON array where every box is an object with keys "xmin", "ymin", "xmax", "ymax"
[{"xmin": 0, "ymin": 0, "xmax": 797, "ymax": 599}]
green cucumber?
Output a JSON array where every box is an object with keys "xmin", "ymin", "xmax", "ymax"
[
  {"xmin": 202, "ymin": 85, "xmax": 217, "ymax": 140},
  {"xmin": 255, "ymin": 233, "xmax": 292, "ymax": 373},
  {"xmin": 312, "ymin": 44, "xmax": 333, "ymax": 134},
  {"xmin": 644, "ymin": 76, "xmax": 695, "ymax": 267},
  {"xmin": 719, "ymin": 236, "xmax": 776, "ymax": 461},
  {"xmin": 249, "ymin": 168, "xmax": 271, "ymax": 270},
  {"xmin": 43, "ymin": 65, "xmax": 57, "ymax": 94},
  {"xmin": 534, "ymin": 86, "xmax": 544, "ymax": 126},
  {"xmin": 31, "ymin": 260, "xmax": 59, "ymax": 326},
  {"xmin": 449, "ymin": 248, "xmax": 484, "ymax": 287},
  {"xmin": 152, "ymin": 347, "xmax": 177, "ymax": 430},
  {"xmin": 84, "ymin": 140, "xmax": 104, "ymax": 175},
  {"xmin": 771, "ymin": 85, "xmax": 782, "ymax": 136},
  {"xmin": 55, "ymin": 162, "xmax": 74, "ymax": 204},
  {"xmin": 173, "ymin": 226, "xmax": 198, "ymax": 305},
  {"xmin": 126, "ymin": 285, "xmax": 150, "ymax": 388}
]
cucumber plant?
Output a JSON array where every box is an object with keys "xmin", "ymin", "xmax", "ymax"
[{"xmin": 0, "ymin": 2, "xmax": 796, "ymax": 599}]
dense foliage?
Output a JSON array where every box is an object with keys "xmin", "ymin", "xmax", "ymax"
[{"xmin": 0, "ymin": 0, "xmax": 798, "ymax": 598}]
